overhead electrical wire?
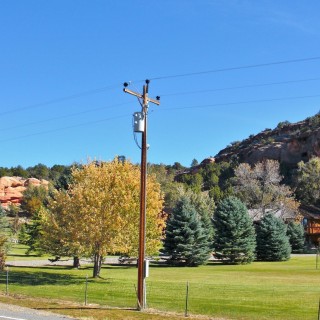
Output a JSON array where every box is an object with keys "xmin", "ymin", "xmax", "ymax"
[
  {"xmin": 160, "ymin": 77, "xmax": 320, "ymax": 97},
  {"xmin": 2, "ymin": 92, "xmax": 320, "ymax": 143},
  {"xmin": 0, "ymin": 101, "xmax": 131, "ymax": 132},
  {"xmin": 147, "ymin": 56, "xmax": 320, "ymax": 81},
  {"xmin": 157, "ymin": 93, "xmax": 320, "ymax": 112},
  {"xmin": 0, "ymin": 114, "xmax": 130, "ymax": 143},
  {"xmin": 2, "ymin": 55, "xmax": 320, "ymax": 117},
  {"xmin": 7, "ymin": 75, "xmax": 319, "ymax": 132},
  {"xmin": 0, "ymin": 83, "xmax": 122, "ymax": 116}
]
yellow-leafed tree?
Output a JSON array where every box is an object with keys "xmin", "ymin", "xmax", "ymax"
[{"xmin": 42, "ymin": 159, "xmax": 164, "ymax": 277}]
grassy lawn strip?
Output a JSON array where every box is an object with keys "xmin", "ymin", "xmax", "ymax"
[
  {"xmin": 0, "ymin": 256, "xmax": 319, "ymax": 320},
  {"xmin": 6, "ymin": 243, "xmax": 50, "ymax": 261},
  {"xmin": 0, "ymin": 294, "xmax": 217, "ymax": 320}
]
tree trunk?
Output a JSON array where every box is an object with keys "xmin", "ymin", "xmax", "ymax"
[
  {"xmin": 93, "ymin": 253, "xmax": 103, "ymax": 278},
  {"xmin": 73, "ymin": 256, "xmax": 80, "ymax": 268}
]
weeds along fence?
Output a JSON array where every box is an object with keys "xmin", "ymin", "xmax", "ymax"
[{"xmin": 0, "ymin": 265, "xmax": 319, "ymax": 320}]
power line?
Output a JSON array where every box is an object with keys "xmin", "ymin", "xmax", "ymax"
[
  {"xmin": 2, "ymin": 92, "xmax": 320, "ymax": 143},
  {"xmin": 0, "ymin": 83, "xmax": 122, "ymax": 116},
  {"xmin": 147, "ymin": 56, "xmax": 320, "ymax": 81},
  {"xmin": 0, "ymin": 113, "xmax": 130, "ymax": 143},
  {"xmin": 2, "ymin": 56, "xmax": 320, "ymax": 117},
  {"xmin": 157, "ymin": 93, "xmax": 320, "ymax": 112},
  {"xmin": 160, "ymin": 77, "xmax": 320, "ymax": 97},
  {"xmin": 0, "ymin": 101, "xmax": 131, "ymax": 132},
  {"xmin": 2, "ymin": 76, "xmax": 318, "ymax": 132}
]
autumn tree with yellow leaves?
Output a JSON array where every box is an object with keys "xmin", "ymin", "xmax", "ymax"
[{"xmin": 42, "ymin": 159, "xmax": 165, "ymax": 277}]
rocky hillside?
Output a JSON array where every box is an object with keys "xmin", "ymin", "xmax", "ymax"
[
  {"xmin": 213, "ymin": 114, "xmax": 320, "ymax": 167},
  {"xmin": 0, "ymin": 177, "xmax": 49, "ymax": 208}
]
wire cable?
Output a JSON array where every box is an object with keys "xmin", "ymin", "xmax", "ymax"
[
  {"xmin": 0, "ymin": 101, "xmax": 132, "ymax": 132},
  {"xmin": 158, "ymin": 93, "xmax": 320, "ymax": 112},
  {"xmin": 0, "ymin": 113, "xmax": 130, "ymax": 143},
  {"xmin": 0, "ymin": 83, "xmax": 122, "ymax": 116},
  {"xmin": 160, "ymin": 77, "xmax": 320, "ymax": 97},
  {"xmin": 2, "ymin": 56, "xmax": 320, "ymax": 117},
  {"xmin": 3, "ymin": 92, "xmax": 319, "ymax": 143},
  {"xmin": 145, "ymin": 56, "xmax": 320, "ymax": 81}
]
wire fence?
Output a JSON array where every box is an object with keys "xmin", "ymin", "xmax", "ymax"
[{"xmin": 0, "ymin": 266, "xmax": 319, "ymax": 320}]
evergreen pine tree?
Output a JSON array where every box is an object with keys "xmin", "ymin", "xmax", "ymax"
[
  {"xmin": 213, "ymin": 196, "xmax": 256, "ymax": 264},
  {"xmin": 256, "ymin": 214, "xmax": 291, "ymax": 261},
  {"xmin": 287, "ymin": 221, "xmax": 305, "ymax": 253},
  {"xmin": 25, "ymin": 209, "xmax": 44, "ymax": 255},
  {"xmin": 161, "ymin": 196, "xmax": 211, "ymax": 266},
  {"xmin": 0, "ymin": 207, "xmax": 9, "ymax": 269}
]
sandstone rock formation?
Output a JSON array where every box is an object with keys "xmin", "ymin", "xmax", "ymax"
[
  {"xmin": 0, "ymin": 177, "xmax": 48, "ymax": 208},
  {"xmin": 213, "ymin": 116, "xmax": 320, "ymax": 167}
]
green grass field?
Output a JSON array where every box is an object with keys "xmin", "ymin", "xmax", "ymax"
[
  {"xmin": 1, "ymin": 256, "xmax": 320, "ymax": 319},
  {"xmin": 6, "ymin": 243, "xmax": 50, "ymax": 260}
]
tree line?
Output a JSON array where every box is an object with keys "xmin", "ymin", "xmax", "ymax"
[{"xmin": 1, "ymin": 156, "xmax": 318, "ymax": 274}]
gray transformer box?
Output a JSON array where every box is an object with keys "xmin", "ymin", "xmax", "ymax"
[{"xmin": 133, "ymin": 112, "xmax": 145, "ymax": 132}]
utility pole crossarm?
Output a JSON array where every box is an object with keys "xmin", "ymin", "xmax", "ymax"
[
  {"xmin": 123, "ymin": 85, "xmax": 160, "ymax": 106},
  {"xmin": 147, "ymin": 97, "xmax": 160, "ymax": 105},
  {"xmin": 123, "ymin": 88, "xmax": 143, "ymax": 99}
]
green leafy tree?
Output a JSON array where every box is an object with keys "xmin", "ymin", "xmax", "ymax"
[
  {"xmin": 18, "ymin": 223, "xmax": 28, "ymax": 245},
  {"xmin": 295, "ymin": 158, "xmax": 320, "ymax": 205},
  {"xmin": 27, "ymin": 163, "xmax": 50, "ymax": 180},
  {"xmin": 256, "ymin": 214, "xmax": 291, "ymax": 261},
  {"xmin": 42, "ymin": 160, "xmax": 164, "ymax": 277},
  {"xmin": 25, "ymin": 210, "xmax": 44, "ymax": 255},
  {"xmin": 148, "ymin": 163, "xmax": 183, "ymax": 213},
  {"xmin": 171, "ymin": 162, "xmax": 186, "ymax": 171},
  {"xmin": 161, "ymin": 196, "xmax": 212, "ymax": 266},
  {"xmin": 191, "ymin": 159, "xmax": 199, "ymax": 167},
  {"xmin": 213, "ymin": 196, "xmax": 256, "ymax": 264},
  {"xmin": 6, "ymin": 204, "xmax": 21, "ymax": 236},
  {"xmin": 0, "ymin": 207, "xmax": 9, "ymax": 269},
  {"xmin": 286, "ymin": 221, "xmax": 305, "ymax": 253},
  {"xmin": 21, "ymin": 185, "xmax": 49, "ymax": 217},
  {"xmin": 177, "ymin": 173, "xmax": 203, "ymax": 193},
  {"xmin": 0, "ymin": 167, "xmax": 11, "ymax": 177},
  {"xmin": 11, "ymin": 165, "xmax": 28, "ymax": 178}
]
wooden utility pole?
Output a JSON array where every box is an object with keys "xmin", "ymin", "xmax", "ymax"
[{"xmin": 123, "ymin": 79, "xmax": 160, "ymax": 310}]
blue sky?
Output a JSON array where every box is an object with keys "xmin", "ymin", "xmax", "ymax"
[{"xmin": 1, "ymin": 1, "xmax": 320, "ymax": 168}]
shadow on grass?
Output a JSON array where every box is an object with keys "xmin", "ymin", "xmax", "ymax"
[
  {"xmin": 7, "ymin": 253, "xmax": 42, "ymax": 258},
  {"xmin": 148, "ymin": 260, "xmax": 225, "ymax": 268},
  {"xmin": 0, "ymin": 268, "xmax": 111, "ymax": 286}
]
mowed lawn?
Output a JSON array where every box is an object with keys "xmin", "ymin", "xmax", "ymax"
[{"xmin": 0, "ymin": 256, "xmax": 319, "ymax": 320}]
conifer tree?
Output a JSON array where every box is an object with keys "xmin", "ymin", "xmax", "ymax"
[
  {"xmin": 162, "ymin": 196, "xmax": 211, "ymax": 266},
  {"xmin": 0, "ymin": 207, "xmax": 9, "ymax": 269},
  {"xmin": 213, "ymin": 196, "xmax": 256, "ymax": 264},
  {"xmin": 286, "ymin": 221, "xmax": 305, "ymax": 253},
  {"xmin": 256, "ymin": 214, "xmax": 291, "ymax": 261}
]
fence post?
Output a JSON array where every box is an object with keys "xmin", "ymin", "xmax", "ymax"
[
  {"xmin": 318, "ymin": 297, "xmax": 320, "ymax": 320},
  {"xmin": 84, "ymin": 275, "xmax": 88, "ymax": 306},
  {"xmin": 6, "ymin": 266, "xmax": 9, "ymax": 295},
  {"xmin": 185, "ymin": 281, "xmax": 189, "ymax": 317}
]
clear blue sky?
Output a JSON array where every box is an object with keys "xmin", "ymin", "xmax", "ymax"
[{"xmin": 1, "ymin": 1, "xmax": 320, "ymax": 168}]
